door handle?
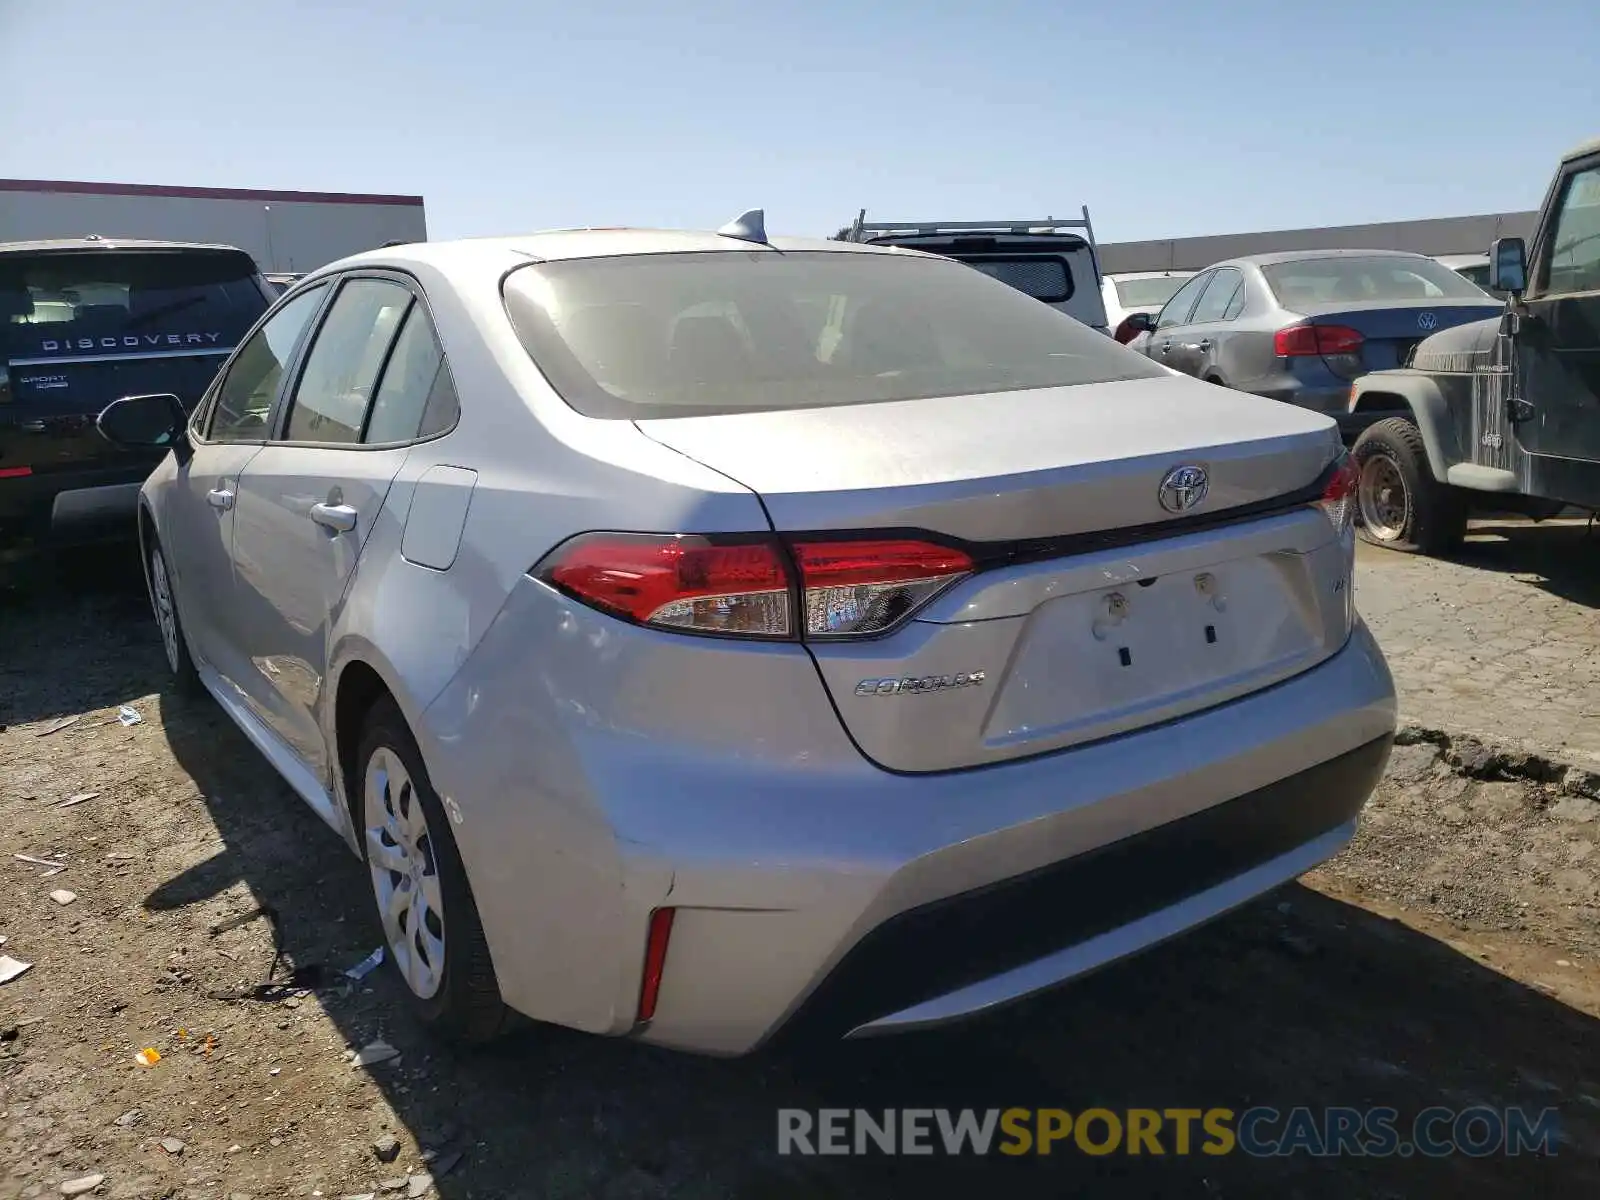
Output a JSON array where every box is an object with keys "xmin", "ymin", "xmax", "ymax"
[
  {"xmin": 206, "ymin": 487, "xmax": 234, "ymax": 511},
  {"xmin": 1193, "ymin": 339, "xmax": 1213, "ymax": 351},
  {"xmin": 310, "ymin": 502, "xmax": 358, "ymax": 533},
  {"xmin": 1156, "ymin": 342, "xmax": 1172, "ymax": 355}
]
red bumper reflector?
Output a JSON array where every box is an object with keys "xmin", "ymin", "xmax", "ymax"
[
  {"xmin": 0, "ymin": 466, "xmax": 32, "ymax": 478},
  {"xmin": 637, "ymin": 907, "xmax": 676, "ymax": 1023}
]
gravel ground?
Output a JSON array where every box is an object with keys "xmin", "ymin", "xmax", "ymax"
[{"xmin": 2, "ymin": 548, "xmax": 1598, "ymax": 1199}]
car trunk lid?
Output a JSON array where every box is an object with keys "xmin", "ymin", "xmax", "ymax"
[
  {"xmin": 1291, "ymin": 299, "xmax": 1504, "ymax": 380},
  {"xmin": 637, "ymin": 374, "xmax": 1354, "ymax": 772}
]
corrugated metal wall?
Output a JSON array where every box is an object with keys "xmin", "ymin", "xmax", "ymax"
[
  {"xmin": 1099, "ymin": 210, "xmax": 1539, "ymax": 274},
  {"xmin": 0, "ymin": 187, "xmax": 428, "ymax": 272}
]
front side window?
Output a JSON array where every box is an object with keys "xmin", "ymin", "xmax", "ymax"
[
  {"xmin": 1155, "ymin": 272, "xmax": 1212, "ymax": 330},
  {"xmin": 1539, "ymin": 164, "xmax": 1600, "ymax": 296},
  {"xmin": 206, "ymin": 283, "xmax": 328, "ymax": 442},
  {"xmin": 502, "ymin": 251, "xmax": 1164, "ymax": 420},
  {"xmin": 284, "ymin": 279, "xmax": 413, "ymax": 444}
]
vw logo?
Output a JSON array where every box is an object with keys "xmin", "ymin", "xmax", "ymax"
[
  {"xmin": 1417, "ymin": 311, "xmax": 1439, "ymax": 331},
  {"xmin": 1158, "ymin": 464, "xmax": 1209, "ymax": 514}
]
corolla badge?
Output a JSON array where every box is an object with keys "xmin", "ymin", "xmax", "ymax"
[
  {"xmin": 1417, "ymin": 311, "xmax": 1439, "ymax": 331},
  {"xmin": 1158, "ymin": 464, "xmax": 1209, "ymax": 514}
]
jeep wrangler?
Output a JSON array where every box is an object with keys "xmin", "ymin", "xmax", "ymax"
[{"xmin": 1346, "ymin": 135, "xmax": 1600, "ymax": 554}]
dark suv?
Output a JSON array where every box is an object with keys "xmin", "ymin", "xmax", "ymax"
[{"xmin": 1, "ymin": 237, "xmax": 274, "ymax": 546}]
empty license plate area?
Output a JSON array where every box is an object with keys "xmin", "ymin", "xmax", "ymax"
[{"xmin": 984, "ymin": 550, "xmax": 1331, "ymax": 752}]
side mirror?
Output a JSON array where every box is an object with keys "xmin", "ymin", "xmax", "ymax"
[
  {"xmin": 97, "ymin": 393, "xmax": 189, "ymax": 453},
  {"xmin": 1489, "ymin": 237, "xmax": 1527, "ymax": 296},
  {"xmin": 1115, "ymin": 311, "xmax": 1157, "ymax": 344}
]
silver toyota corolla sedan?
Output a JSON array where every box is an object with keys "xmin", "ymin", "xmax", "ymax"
[{"xmin": 97, "ymin": 214, "xmax": 1396, "ymax": 1056}]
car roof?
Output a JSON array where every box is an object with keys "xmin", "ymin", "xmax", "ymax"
[
  {"xmin": 1215, "ymin": 248, "xmax": 1433, "ymax": 269},
  {"xmin": 319, "ymin": 228, "xmax": 917, "ymax": 283},
  {"xmin": 1562, "ymin": 134, "xmax": 1600, "ymax": 163},
  {"xmin": 0, "ymin": 236, "xmax": 252, "ymax": 257},
  {"xmin": 1104, "ymin": 270, "xmax": 1193, "ymax": 281}
]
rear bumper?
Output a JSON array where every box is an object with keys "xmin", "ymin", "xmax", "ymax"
[
  {"xmin": 0, "ymin": 463, "xmax": 150, "ymax": 542},
  {"xmin": 789, "ymin": 734, "xmax": 1387, "ymax": 1041},
  {"xmin": 421, "ymin": 579, "xmax": 1396, "ymax": 1056},
  {"xmin": 1249, "ymin": 377, "xmax": 1369, "ymax": 442}
]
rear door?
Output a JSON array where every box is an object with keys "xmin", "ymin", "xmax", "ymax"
[
  {"xmin": 163, "ymin": 283, "xmax": 332, "ymax": 684},
  {"xmin": 1517, "ymin": 155, "xmax": 1600, "ymax": 465},
  {"xmin": 228, "ymin": 274, "xmax": 457, "ymax": 776},
  {"xmin": 1146, "ymin": 270, "xmax": 1213, "ymax": 369},
  {"xmin": 1165, "ymin": 267, "xmax": 1243, "ymax": 378},
  {"xmin": 0, "ymin": 248, "xmax": 269, "ymax": 480}
]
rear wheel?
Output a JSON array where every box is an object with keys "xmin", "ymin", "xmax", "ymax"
[
  {"xmin": 147, "ymin": 539, "xmax": 201, "ymax": 695},
  {"xmin": 358, "ymin": 696, "xmax": 510, "ymax": 1044},
  {"xmin": 1352, "ymin": 417, "xmax": 1466, "ymax": 555}
]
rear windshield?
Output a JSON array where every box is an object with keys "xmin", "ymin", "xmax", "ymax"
[
  {"xmin": 502, "ymin": 250, "xmax": 1164, "ymax": 419},
  {"xmin": 0, "ymin": 250, "xmax": 269, "ymax": 364},
  {"xmin": 1113, "ymin": 275, "xmax": 1191, "ymax": 308},
  {"xmin": 959, "ymin": 256, "xmax": 1073, "ymax": 302},
  {"xmin": 1261, "ymin": 256, "xmax": 1487, "ymax": 308}
]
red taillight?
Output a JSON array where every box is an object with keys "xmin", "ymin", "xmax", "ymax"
[
  {"xmin": 0, "ymin": 466, "xmax": 31, "ymax": 479},
  {"xmin": 540, "ymin": 534, "xmax": 792, "ymax": 637},
  {"xmin": 536, "ymin": 533, "xmax": 973, "ymax": 639},
  {"xmin": 1314, "ymin": 454, "xmax": 1359, "ymax": 534},
  {"xmin": 1274, "ymin": 324, "xmax": 1364, "ymax": 357},
  {"xmin": 636, "ymin": 906, "xmax": 675, "ymax": 1024}
]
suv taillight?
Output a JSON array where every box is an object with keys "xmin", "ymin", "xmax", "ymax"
[
  {"xmin": 535, "ymin": 533, "xmax": 973, "ymax": 640},
  {"xmin": 1314, "ymin": 454, "xmax": 1359, "ymax": 535},
  {"xmin": 1274, "ymin": 324, "xmax": 1364, "ymax": 357}
]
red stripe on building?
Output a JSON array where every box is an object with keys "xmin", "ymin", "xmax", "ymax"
[{"xmin": 0, "ymin": 178, "xmax": 425, "ymax": 207}]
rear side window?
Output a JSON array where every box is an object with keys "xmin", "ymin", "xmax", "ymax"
[
  {"xmin": 503, "ymin": 250, "xmax": 1164, "ymax": 420},
  {"xmin": 961, "ymin": 257, "xmax": 1073, "ymax": 303},
  {"xmin": 285, "ymin": 279, "xmax": 413, "ymax": 444},
  {"xmin": 1188, "ymin": 268, "xmax": 1245, "ymax": 323},
  {"xmin": 1262, "ymin": 256, "xmax": 1486, "ymax": 307},
  {"xmin": 0, "ymin": 250, "xmax": 268, "ymax": 365},
  {"xmin": 362, "ymin": 304, "xmax": 460, "ymax": 444}
]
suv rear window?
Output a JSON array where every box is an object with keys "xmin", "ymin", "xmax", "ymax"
[
  {"xmin": 503, "ymin": 250, "xmax": 1163, "ymax": 420},
  {"xmin": 961, "ymin": 256, "xmax": 1073, "ymax": 302},
  {"xmin": 0, "ymin": 249, "xmax": 269, "ymax": 365}
]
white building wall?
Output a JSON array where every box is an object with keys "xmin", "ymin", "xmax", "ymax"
[{"xmin": 0, "ymin": 184, "xmax": 428, "ymax": 273}]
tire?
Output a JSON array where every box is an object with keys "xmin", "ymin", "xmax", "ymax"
[
  {"xmin": 356, "ymin": 696, "xmax": 510, "ymax": 1044},
  {"xmin": 146, "ymin": 538, "xmax": 202, "ymax": 696},
  {"xmin": 1352, "ymin": 417, "xmax": 1467, "ymax": 555}
]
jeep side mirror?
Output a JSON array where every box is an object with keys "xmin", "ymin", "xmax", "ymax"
[
  {"xmin": 98, "ymin": 393, "xmax": 189, "ymax": 456},
  {"xmin": 1116, "ymin": 311, "xmax": 1157, "ymax": 343},
  {"xmin": 1489, "ymin": 237, "xmax": 1527, "ymax": 296}
]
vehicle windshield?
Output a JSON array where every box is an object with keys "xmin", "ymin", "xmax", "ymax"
[
  {"xmin": 0, "ymin": 249, "xmax": 268, "ymax": 364},
  {"xmin": 1114, "ymin": 276, "xmax": 1191, "ymax": 307},
  {"xmin": 503, "ymin": 250, "xmax": 1164, "ymax": 419},
  {"xmin": 1262, "ymin": 255, "xmax": 1488, "ymax": 308}
]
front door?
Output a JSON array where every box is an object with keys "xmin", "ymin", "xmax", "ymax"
[
  {"xmin": 1166, "ymin": 267, "xmax": 1243, "ymax": 379},
  {"xmin": 227, "ymin": 275, "xmax": 434, "ymax": 779},
  {"xmin": 1516, "ymin": 155, "xmax": 1600, "ymax": 475},
  {"xmin": 163, "ymin": 282, "xmax": 331, "ymax": 687}
]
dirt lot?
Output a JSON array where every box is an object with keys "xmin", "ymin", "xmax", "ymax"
[{"xmin": 3, "ymin": 535, "xmax": 1599, "ymax": 1200}]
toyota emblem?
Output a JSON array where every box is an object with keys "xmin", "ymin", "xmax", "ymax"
[
  {"xmin": 1158, "ymin": 464, "xmax": 1209, "ymax": 514},
  {"xmin": 1417, "ymin": 311, "xmax": 1438, "ymax": 331}
]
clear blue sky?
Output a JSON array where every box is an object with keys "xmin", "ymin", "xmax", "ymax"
[{"xmin": 3, "ymin": 0, "xmax": 1595, "ymax": 242}]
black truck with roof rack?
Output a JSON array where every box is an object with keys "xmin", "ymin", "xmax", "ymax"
[
  {"xmin": 0, "ymin": 236, "xmax": 274, "ymax": 549},
  {"xmin": 1346, "ymin": 136, "xmax": 1600, "ymax": 553}
]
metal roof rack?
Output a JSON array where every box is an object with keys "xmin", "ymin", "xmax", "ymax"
[{"xmin": 845, "ymin": 207, "xmax": 1096, "ymax": 244}]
